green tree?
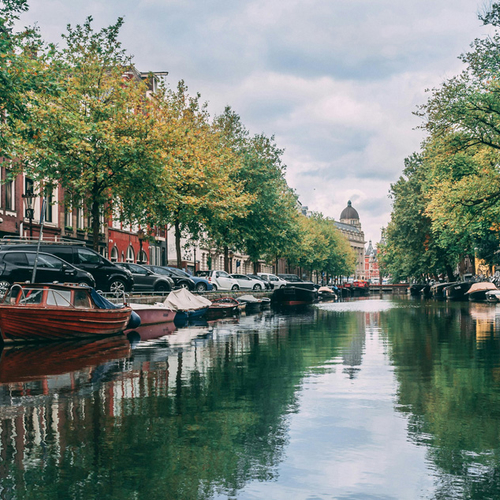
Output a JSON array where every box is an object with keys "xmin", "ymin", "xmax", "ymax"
[{"xmin": 14, "ymin": 17, "xmax": 164, "ymax": 249}]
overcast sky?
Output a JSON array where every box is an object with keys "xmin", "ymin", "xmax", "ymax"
[{"xmin": 18, "ymin": 0, "xmax": 492, "ymax": 244}]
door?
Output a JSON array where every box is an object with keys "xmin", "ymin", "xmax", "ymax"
[
  {"xmin": 2, "ymin": 252, "xmax": 31, "ymax": 283},
  {"xmin": 126, "ymin": 263, "xmax": 152, "ymax": 291},
  {"xmin": 215, "ymin": 271, "xmax": 233, "ymax": 290},
  {"xmin": 232, "ymin": 274, "xmax": 252, "ymax": 289},
  {"xmin": 26, "ymin": 253, "xmax": 67, "ymax": 283},
  {"xmin": 75, "ymin": 248, "xmax": 105, "ymax": 289}
]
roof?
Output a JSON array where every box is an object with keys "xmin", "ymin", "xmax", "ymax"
[
  {"xmin": 334, "ymin": 221, "xmax": 361, "ymax": 234},
  {"xmin": 340, "ymin": 200, "xmax": 359, "ymax": 220}
]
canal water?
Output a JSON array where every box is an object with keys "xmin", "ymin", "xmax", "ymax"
[{"xmin": 1, "ymin": 296, "xmax": 500, "ymax": 499}]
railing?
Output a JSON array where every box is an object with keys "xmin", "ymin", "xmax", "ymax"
[{"xmin": 1, "ymin": 236, "xmax": 86, "ymax": 246}]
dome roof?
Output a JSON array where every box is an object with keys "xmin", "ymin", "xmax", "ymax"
[{"xmin": 340, "ymin": 200, "xmax": 359, "ymax": 220}]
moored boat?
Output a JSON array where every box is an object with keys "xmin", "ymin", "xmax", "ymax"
[
  {"xmin": 0, "ymin": 283, "xmax": 133, "ymax": 343},
  {"xmin": 466, "ymin": 282, "xmax": 498, "ymax": 302},
  {"xmin": 318, "ymin": 286, "xmax": 337, "ymax": 301},
  {"xmin": 444, "ymin": 281, "xmax": 474, "ymax": 301},
  {"xmin": 238, "ymin": 294, "xmax": 263, "ymax": 313},
  {"xmin": 272, "ymin": 283, "xmax": 317, "ymax": 306},
  {"xmin": 129, "ymin": 303, "xmax": 176, "ymax": 326},
  {"xmin": 486, "ymin": 290, "xmax": 500, "ymax": 303},
  {"xmin": 431, "ymin": 282, "xmax": 455, "ymax": 300},
  {"xmin": 163, "ymin": 288, "xmax": 212, "ymax": 322},
  {"xmin": 409, "ymin": 284, "xmax": 426, "ymax": 297},
  {"xmin": 207, "ymin": 297, "xmax": 241, "ymax": 319}
]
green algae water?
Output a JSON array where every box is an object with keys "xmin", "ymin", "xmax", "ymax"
[{"xmin": 2, "ymin": 297, "xmax": 500, "ymax": 499}]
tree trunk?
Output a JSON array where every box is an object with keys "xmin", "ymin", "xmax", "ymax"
[
  {"xmin": 446, "ymin": 263, "xmax": 455, "ymax": 282},
  {"xmin": 175, "ymin": 219, "xmax": 182, "ymax": 269},
  {"xmin": 275, "ymin": 255, "xmax": 279, "ymax": 274},
  {"xmin": 253, "ymin": 261, "xmax": 258, "ymax": 274},
  {"xmin": 224, "ymin": 246, "xmax": 229, "ymax": 272},
  {"xmin": 91, "ymin": 199, "xmax": 100, "ymax": 252}
]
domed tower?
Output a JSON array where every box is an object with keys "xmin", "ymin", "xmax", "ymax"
[
  {"xmin": 334, "ymin": 200, "xmax": 366, "ymax": 279},
  {"xmin": 340, "ymin": 200, "xmax": 362, "ymax": 231}
]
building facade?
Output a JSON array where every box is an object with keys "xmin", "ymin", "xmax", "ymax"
[{"xmin": 334, "ymin": 201, "xmax": 366, "ymax": 279}]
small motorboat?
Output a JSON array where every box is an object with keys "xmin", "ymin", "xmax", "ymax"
[
  {"xmin": 444, "ymin": 281, "xmax": 474, "ymax": 301},
  {"xmin": 485, "ymin": 289, "xmax": 500, "ymax": 303},
  {"xmin": 466, "ymin": 282, "xmax": 498, "ymax": 302},
  {"xmin": 431, "ymin": 282, "xmax": 455, "ymax": 300},
  {"xmin": 318, "ymin": 286, "xmax": 337, "ymax": 301},
  {"xmin": 0, "ymin": 283, "xmax": 133, "ymax": 343},
  {"xmin": 237, "ymin": 294, "xmax": 263, "ymax": 313},
  {"xmin": 207, "ymin": 297, "xmax": 241, "ymax": 319},
  {"xmin": 163, "ymin": 288, "xmax": 212, "ymax": 322},
  {"xmin": 128, "ymin": 303, "xmax": 176, "ymax": 326}
]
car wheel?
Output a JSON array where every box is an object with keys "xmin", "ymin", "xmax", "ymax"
[
  {"xmin": 78, "ymin": 280, "xmax": 92, "ymax": 287},
  {"xmin": 231, "ymin": 284, "xmax": 239, "ymax": 290},
  {"xmin": 154, "ymin": 282, "xmax": 170, "ymax": 292},
  {"xmin": 212, "ymin": 284, "xmax": 218, "ymax": 291},
  {"xmin": 109, "ymin": 279, "xmax": 126, "ymax": 296},
  {"xmin": 180, "ymin": 282, "xmax": 190, "ymax": 289},
  {"xmin": 0, "ymin": 280, "xmax": 11, "ymax": 295},
  {"xmin": 196, "ymin": 282, "xmax": 207, "ymax": 292},
  {"xmin": 253, "ymin": 284, "xmax": 262, "ymax": 290}
]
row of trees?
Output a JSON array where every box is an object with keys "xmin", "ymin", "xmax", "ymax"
[
  {"xmin": 380, "ymin": 4, "xmax": 500, "ymax": 282},
  {"xmin": 0, "ymin": 2, "xmax": 355, "ymax": 276}
]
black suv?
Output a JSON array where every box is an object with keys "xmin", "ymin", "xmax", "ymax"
[
  {"xmin": 0, "ymin": 244, "xmax": 133, "ymax": 294},
  {"xmin": 144, "ymin": 265, "xmax": 195, "ymax": 291},
  {"xmin": 116, "ymin": 263, "xmax": 173, "ymax": 292},
  {"xmin": 0, "ymin": 250, "xmax": 96, "ymax": 294}
]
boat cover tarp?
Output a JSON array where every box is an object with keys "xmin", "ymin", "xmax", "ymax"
[
  {"xmin": 238, "ymin": 294, "xmax": 261, "ymax": 303},
  {"xmin": 465, "ymin": 282, "xmax": 497, "ymax": 294},
  {"xmin": 91, "ymin": 289, "xmax": 123, "ymax": 310},
  {"xmin": 163, "ymin": 288, "xmax": 212, "ymax": 311}
]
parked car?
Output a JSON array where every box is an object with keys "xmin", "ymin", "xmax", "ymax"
[
  {"xmin": 0, "ymin": 250, "xmax": 96, "ymax": 295},
  {"xmin": 246, "ymin": 274, "xmax": 272, "ymax": 290},
  {"xmin": 258, "ymin": 272, "xmax": 287, "ymax": 289},
  {"xmin": 0, "ymin": 243, "xmax": 133, "ymax": 294},
  {"xmin": 278, "ymin": 273, "xmax": 304, "ymax": 284},
  {"xmin": 195, "ymin": 270, "xmax": 240, "ymax": 291},
  {"xmin": 116, "ymin": 263, "xmax": 173, "ymax": 292},
  {"xmin": 229, "ymin": 273, "xmax": 266, "ymax": 290},
  {"xmin": 143, "ymin": 265, "xmax": 195, "ymax": 291},
  {"xmin": 164, "ymin": 267, "xmax": 212, "ymax": 292}
]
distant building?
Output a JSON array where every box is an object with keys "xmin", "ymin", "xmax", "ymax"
[
  {"xmin": 334, "ymin": 201, "xmax": 366, "ymax": 279},
  {"xmin": 364, "ymin": 240, "xmax": 380, "ymax": 283}
]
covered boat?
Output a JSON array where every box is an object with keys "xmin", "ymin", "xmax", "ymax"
[
  {"xmin": 163, "ymin": 288, "xmax": 212, "ymax": 321},
  {"xmin": 0, "ymin": 283, "xmax": 133, "ymax": 343},
  {"xmin": 465, "ymin": 282, "xmax": 498, "ymax": 302},
  {"xmin": 431, "ymin": 282, "xmax": 455, "ymax": 300},
  {"xmin": 444, "ymin": 281, "xmax": 474, "ymax": 301},
  {"xmin": 486, "ymin": 290, "xmax": 500, "ymax": 303}
]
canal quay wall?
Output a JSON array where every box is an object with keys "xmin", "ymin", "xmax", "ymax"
[{"xmin": 115, "ymin": 285, "xmax": 408, "ymax": 304}]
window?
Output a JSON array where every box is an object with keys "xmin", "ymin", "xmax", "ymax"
[
  {"xmin": 128, "ymin": 263, "xmax": 147, "ymax": 275},
  {"xmin": 46, "ymin": 289, "xmax": 72, "ymax": 307},
  {"xmin": 65, "ymin": 207, "xmax": 73, "ymax": 228},
  {"xmin": 126, "ymin": 245, "xmax": 135, "ymax": 263},
  {"xmin": 74, "ymin": 289, "xmax": 91, "ymax": 308},
  {"xmin": 77, "ymin": 203, "xmax": 85, "ymax": 229},
  {"xmin": 45, "ymin": 188, "xmax": 54, "ymax": 223},
  {"xmin": 19, "ymin": 288, "xmax": 43, "ymax": 305},
  {"xmin": 110, "ymin": 246, "xmax": 119, "ymax": 262},
  {"xmin": 5, "ymin": 176, "xmax": 14, "ymax": 211},
  {"xmin": 76, "ymin": 248, "xmax": 101, "ymax": 265},
  {"xmin": 27, "ymin": 253, "xmax": 63, "ymax": 270},
  {"xmin": 3, "ymin": 252, "xmax": 28, "ymax": 266}
]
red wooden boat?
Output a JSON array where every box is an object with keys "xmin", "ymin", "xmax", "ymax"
[{"xmin": 0, "ymin": 283, "xmax": 132, "ymax": 343}]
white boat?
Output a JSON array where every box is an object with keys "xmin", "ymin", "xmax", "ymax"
[{"xmin": 163, "ymin": 288, "xmax": 212, "ymax": 320}]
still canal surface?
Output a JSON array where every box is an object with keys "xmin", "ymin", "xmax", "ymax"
[{"xmin": 1, "ymin": 296, "xmax": 500, "ymax": 499}]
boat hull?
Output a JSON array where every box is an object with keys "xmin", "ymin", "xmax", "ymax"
[
  {"xmin": 130, "ymin": 304, "xmax": 176, "ymax": 326},
  {"xmin": 0, "ymin": 306, "xmax": 131, "ymax": 343},
  {"xmin": 272, "ymin": 285, "xmax": 317, "ymax": 306},
  {"xmin": 444, "ymin": 282, "xmax": 473, "ymax": 301}
]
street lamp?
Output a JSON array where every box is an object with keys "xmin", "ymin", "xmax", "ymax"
[
  {"xmin": 137, "ymin": 229, "xmax": 145, "ymax": 263},
  {"xmin": 22, "ymin": 189, "xmax": 35, "ymax": 239}
]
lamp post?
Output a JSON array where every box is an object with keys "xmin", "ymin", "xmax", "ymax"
[
  {"xmin": 137, "ymin": 229, "xmax": 145, "ymax": 263},
  {"xmin": 22, "ymin": 189, "xmax": 35, "ymax": 239}
]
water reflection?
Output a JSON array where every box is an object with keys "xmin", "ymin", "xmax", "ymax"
[{"xmin": 3, "ymin": 300, "xmax": 500, "ymax": 498}]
